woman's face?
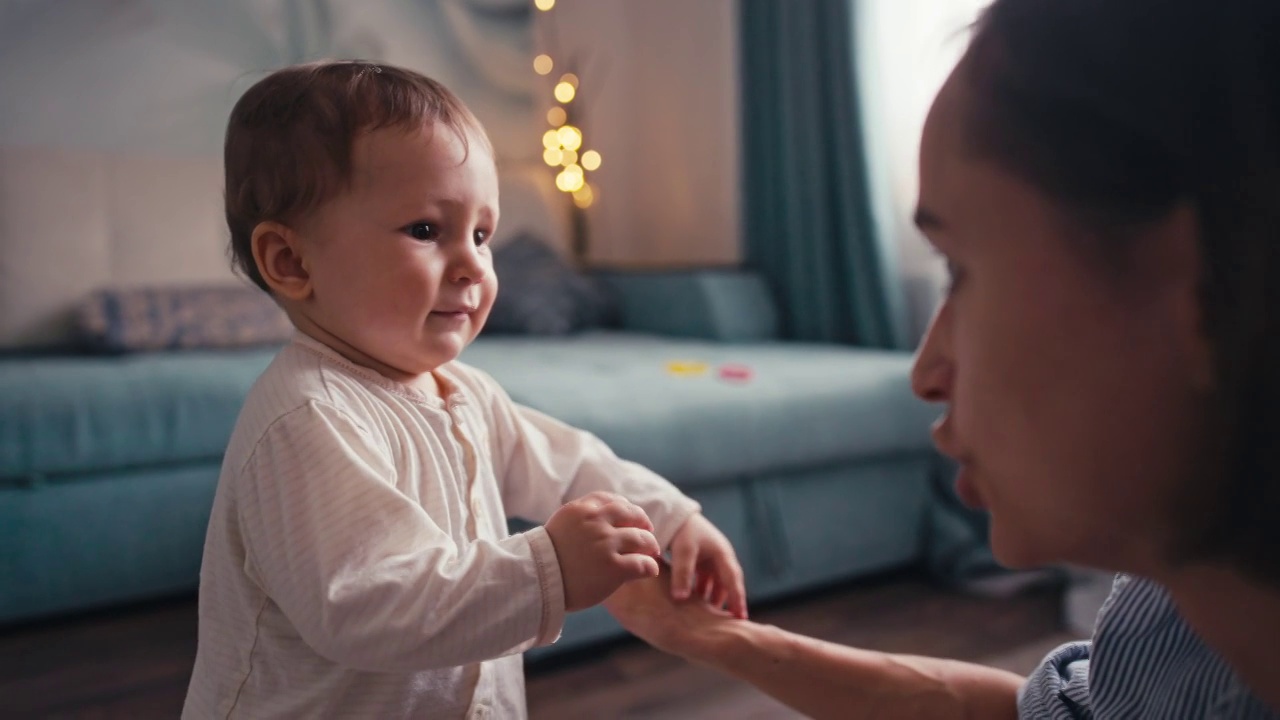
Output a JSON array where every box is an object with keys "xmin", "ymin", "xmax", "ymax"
[{"xmin": 910, "ymin": 67, "xmax": 1214, "ymax": 574}]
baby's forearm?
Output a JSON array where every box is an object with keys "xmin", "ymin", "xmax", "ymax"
[
  {"xmin": 289, "ymin": 531, "xmax": 563, "ymax": 673},
  {"xmin": 695, "ymin": 621, "xmax": 1023, "ymax": 720}
]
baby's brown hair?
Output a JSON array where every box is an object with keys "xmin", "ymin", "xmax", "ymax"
[{"xmin": 224, "ymin": 60, "xmax": 492, "ymax": 292}]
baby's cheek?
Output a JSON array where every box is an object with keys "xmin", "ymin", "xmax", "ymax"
[
  {"xmin": 481, "ymin": 274, "xmax": 499, "ymax": 309},
  {"xmin": 384, "ymin": 271, "xmax": 435, "ymax": 310}
]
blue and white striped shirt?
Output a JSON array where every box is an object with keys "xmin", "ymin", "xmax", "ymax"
[{"xmin": 1019, "ymin": 574, "xmax": 1278, "ymax": 718}]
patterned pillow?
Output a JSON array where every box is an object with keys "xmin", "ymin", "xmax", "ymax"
[
  {"xmin": 484, "ymin": 234, "xmax": 617, "ymax": 335},
  {"xmin": 77, "ymin": 285, "xmax": 293, "ymax": 352}
]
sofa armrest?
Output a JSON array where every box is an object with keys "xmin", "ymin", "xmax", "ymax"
[{"xmin": 595, "ymin": 269, "xmax": 780, "ymax": 342}]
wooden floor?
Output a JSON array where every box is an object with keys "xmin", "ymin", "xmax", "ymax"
[{"xmin": 0, "ymin": 571, "xmax": 1078, "ymax": 719}]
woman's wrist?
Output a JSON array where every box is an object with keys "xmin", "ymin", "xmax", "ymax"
[{"xmin": 682, "ymin": 616, "xmax": 775, "ymax": 671}]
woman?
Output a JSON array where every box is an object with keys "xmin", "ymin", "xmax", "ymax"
[{"xmin": 604, "ymin": 0, "xmax": 1280, "ymax": 717}]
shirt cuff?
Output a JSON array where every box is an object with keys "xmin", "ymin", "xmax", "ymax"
[
  {"xmin": 522, "ymin": 524, "xmax": 566, "ymax": 647},
  {"xmin": 653, "ymin": 496, "xmax": 703, "ymax": 550}
]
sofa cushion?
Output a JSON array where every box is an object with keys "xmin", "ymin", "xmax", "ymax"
[
  {"xmin": 462, "ymin": 332, "xmax": 937, "ymax": 485},
  {"xmin": 0, "ymin": 349, "xmax": 277, "ymax": 482},
  {"xmin": 598, "ymin": 270, "xmax": 780, "ymax": 342},
  {"xmin": 1, "ymin": 333, "xmax": 937, "ymax": 487},
  {"xmin": 484, "ymin": 234, "xmax": 616, "ymax": 335},
  {"xmin": 76, "ymin": 285, "xmax": 292, "ymax": 352}
]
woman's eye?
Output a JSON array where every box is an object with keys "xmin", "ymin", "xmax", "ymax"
[{"xmin": 405, "ymin": 223, "xmax": 439, "ymax": 242}]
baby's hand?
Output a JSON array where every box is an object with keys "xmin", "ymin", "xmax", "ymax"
[
  {"xmin": 668, "ymin": 513, "xmax": 748, "ymax": 619},
  {"xmin": 545, "ymin": 491, "xmax": 662, "ymax": 612}
]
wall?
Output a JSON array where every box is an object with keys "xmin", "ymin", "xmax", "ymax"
[
  {"xmin": 537, "ymin": 0, "xmax": 988, "ymax": 325},
  {"xmin": 0, "ymin": 0, "xmax": 537, "ymax": 159},
  {"xmin": 535, "ymin": 0, "xmax": 741, "ymax": 267}
]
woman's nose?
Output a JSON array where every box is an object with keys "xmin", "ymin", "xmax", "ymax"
[{"xmin": 910, "ymin": 308, "xmax": 953, "ymax": 404}]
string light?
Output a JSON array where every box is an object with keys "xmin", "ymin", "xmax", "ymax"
[
  {"xmin": 554, "ymin": 163, "xmax": 585, "ymax": 191},
  {"xmin": 555, "ymin": 166, "xmax": 585, "ymax": 192},
  {"xmin": 553, "ymin": 81, "xmax": 576, "ymax": 103},
  {"xmin": 557, "ymin": 125, "xmax": 583, "ymax": 151},
  {"xmin": 572, "ymin": 184, "xmax": 595, "ymax": 208},
  {"xmin": 537, "ymin": 0, "xmax": 598, "ymax": 216}
]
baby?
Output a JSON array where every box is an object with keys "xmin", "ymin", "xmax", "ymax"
[{"xmin": 181, "ymin": 60, "xmax": 746, "ymax": 719}]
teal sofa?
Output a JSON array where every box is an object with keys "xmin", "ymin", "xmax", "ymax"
[{"xmin": 0, "ymin": 269, "xmax": 942, "ymax": 660}]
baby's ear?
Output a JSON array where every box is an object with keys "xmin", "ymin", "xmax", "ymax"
[{"xmin": 252, "ymin": 221, "xmax": 312, "ymax": 301}]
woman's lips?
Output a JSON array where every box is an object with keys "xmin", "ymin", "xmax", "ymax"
[
  {"xmin": 930, "ymin": 415, "xmax": 963, "ymax": 460},
  {"xmin": 930, "ymin": 414, "xmax": 984, "ymax": 509}
]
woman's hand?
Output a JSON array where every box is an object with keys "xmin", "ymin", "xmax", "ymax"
[
  {"xmin": 604, "ymin": 559, "xmax": 741, "ymax": 662},
  {"xmin": 607, "ymin": 561, "xmax": 1023, "ymax": 720}
]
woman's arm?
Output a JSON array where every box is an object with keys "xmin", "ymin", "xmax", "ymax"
[
  {"xmin": 605, "ymin": 566, "xmax": 1023, "ymax": 720},
  {"xmin": 706, "ymin": 620, "xmax": 1022, "ymax": 720}
]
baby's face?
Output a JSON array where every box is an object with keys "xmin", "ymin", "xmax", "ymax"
[{"xmin": 294, "ymin": 122, "xmax": 499, "ymax": 380}]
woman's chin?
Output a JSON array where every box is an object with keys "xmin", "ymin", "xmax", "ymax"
[{"xmin": 988, "ymin": 523, "xmax": 1049, "ymax": 571}]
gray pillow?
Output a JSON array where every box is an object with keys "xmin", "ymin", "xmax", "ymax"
[
  {"xmin": 76, "ymin": 285, "xmax": 292, "ymax": 353},
  {"xmin": 485, "ymin": 234, "xmax": 616, "ymax": 335}
]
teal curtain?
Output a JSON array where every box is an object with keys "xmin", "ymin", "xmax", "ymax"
[{"xmin": 740, "ymin": 0, "xmax": 900, "ymax": 348}]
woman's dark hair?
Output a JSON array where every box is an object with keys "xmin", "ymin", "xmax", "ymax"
[{"xmin": 963, "ymin": 0, "xmax": 1280, "ymax": 584}]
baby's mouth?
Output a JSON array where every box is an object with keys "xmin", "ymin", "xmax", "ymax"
[{"xmin": 432, "ymin": 305, "xmax": 476, "ymax": 315}]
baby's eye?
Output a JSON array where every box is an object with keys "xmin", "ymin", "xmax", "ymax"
[
  {"xmin": 473, "ymin": 229, "xmax": 491, "ymax": 246},
  {"xmin": 404, "ymin": 222, "xmax": 440, "ymax": 242}
]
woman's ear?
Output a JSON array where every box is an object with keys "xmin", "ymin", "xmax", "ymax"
[{"xmin": 252, "ymin": 221, "xmax": 312, "ymax": 301}]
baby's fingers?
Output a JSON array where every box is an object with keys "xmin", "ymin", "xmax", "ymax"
[
  {"xmin": 599, "ymin": 497, "xmax": 655, "ymax": 533},
  {"xmin": 724, "ymin": 583, "xmax": 748, "ymax": 620},
  {"xmin": 696, "ymin": 576, "xmax": 738, "ymax": 618},
  {"xmin": 615, "ymin": 527, "xmax": 662, "ymax": 558},
  {"xmin": 696, "ymin": 571, "xmax": 715, "ymax": 601},
  {"xmin": 670, "ymin": 539, "xmax": 699, "ymax": 600},
  {"xmin": 615, "ymin": 551, "xmax": 661, "ymax": 579},
  {"xmin": 714, "ymin": 559, "xmax": 748, "ymax": 619}
]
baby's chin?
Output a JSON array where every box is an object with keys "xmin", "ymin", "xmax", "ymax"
[
  {"xmin": 352, "ymin": 321, "xmax": 482, "ymax": 376},
  {"xmin": 333, "ymin": 336, "xmax": 460, "ymax": 381},
  {"xmin": 410, "ymin": 335, "xmax": 472, "ymax": 369}
]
